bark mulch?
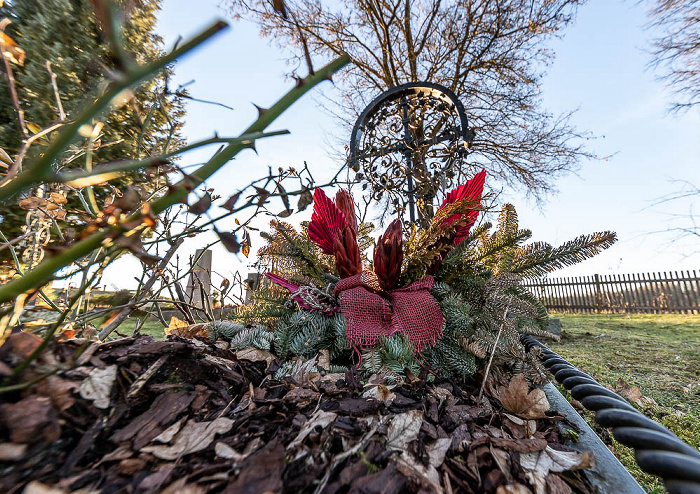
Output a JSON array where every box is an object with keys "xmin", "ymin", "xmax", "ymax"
[{"xmin": 0, "ymin": 333, "xmax": 597, "ymax": 494}]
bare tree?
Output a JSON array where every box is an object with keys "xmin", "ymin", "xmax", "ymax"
[
  {"xmin": 227, "ymin": 0, "xmax": 595, "ymax": 203},
  {"xmin": 647, "ymin": 0, "xmax": 700, "ymax": 112}
]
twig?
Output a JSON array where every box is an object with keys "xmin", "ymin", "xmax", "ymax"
[
  {"xmin": 0, "ymin": 20, "xmax": 230, "ymax": 201},
  {"xmin": 0, "ymin": 54, "xmax": 350, "ymax": 304},
  {"xmin": 478, "ymin": 296, "xmax": 513, "ymax": 402},
  {"xmin": 98, "ymin": 238, "xmax": 183, "ymax": 339},
  {"xmin": 45, "ymin": 61, "xmax": 66, "ymax": 121}
]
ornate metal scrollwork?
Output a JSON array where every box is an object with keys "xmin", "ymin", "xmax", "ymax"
[{"xmin": 348, "ymin": 82, "xmax": 474, "ymax": 225}]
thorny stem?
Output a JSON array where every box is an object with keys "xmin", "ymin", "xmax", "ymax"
[
  {"xmin": 0, "ymin": 20, "xmax": 229, "ymax": 202},
  {"xmin": 54, "ymin": 131, "xmax": 290, "ymax": 184},
  {"xmin": 0, "ymin": 54, "xmax": 350, "ymax": 304},
  {"xmin": 477, "ymin": 295, "xmax": 513, "ymax": 402}
]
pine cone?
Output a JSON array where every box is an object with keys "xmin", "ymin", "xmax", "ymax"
[
  {"xmin": 333, "ymin": 224, "xmax": 362, "ymax": 278},
  {"xmin": 334, "ymin": 189, "xmax": 358, "ymax": 233},
  {"xmin": 373, "ymin": 219, "xmax": 403, "ymax": 290}
]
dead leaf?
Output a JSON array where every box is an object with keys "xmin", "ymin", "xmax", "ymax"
[
  {"xmin": 0, "ymin": 442, "xmax": 27, "ymax": 461},
  {"xmin": 215, "ymin": 442, "xmax": 244, "ymax": 461},
  {"xmin": 21, "ymin": 481, "xmax": 63, "ymax": 494},
  {"xmin": 386, "ymin": 409, "xmax": 423, "ymax": 451},
  {"xmin": 235, "ymin": 347, "xmax": 275, "ymax": 364},
  {"xmin": 140, "ymin": 417, "xmax": 233, "ymax": 460},
  {"xmin": 221, "ymin": 192, "xmax": 241, "ymax": 211},
  {"xmin": 18, "ymin": 196, "xmax": 47, "ymax": 210},
  {"xmin": 0, "ymin": 30, "xmax": 25, "ymax": 66},
  {"xmin": 499, "ymin": 374, "xmax": 550, "ymax": 419},
  {"xmin": 427, "ymin": 438, "xmax": 451, "ymax": 468},
  {"xmin": 288, "ymin": 409, "xmax": 337, "ymax": 450},
  {"xmin": 520, "ymin": 446, "xmax": 596, "ymax": 475},
  {"xmin": 283, "ymin": 387, "xmax": 320, "ymax": 408},
  {"xmin": 297, "ymin": 187, "xmax": 312, "ymax": 211},
  {"xmin": 216, "ymin": 230, "xmax": 240, "ymax": 254},
  {"xmin": 362, "ymin": 384, "xmax": 396, "ymax": 405},
  {"xmin": 496, "ymin": 484, "xmax": 534, "ymax": 494},
  {"xmin": 165, "ymin": 316, "xmax": 188, "ymax": 335},
  {"xmin": 79, "ymin": 365, "xmax": 117, "ymax": 409},
  {"xmin": 615, "ymin": 378, "xmax": 643, "ymax": 405}
]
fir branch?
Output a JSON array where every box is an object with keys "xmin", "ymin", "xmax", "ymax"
[{"xmin": 511, "ymin": 231, "xmax": 617, "ymax": 278}]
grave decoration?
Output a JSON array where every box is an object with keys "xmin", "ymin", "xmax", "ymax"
[{"xmin": 232, "ymin": 170, "xmax": 617, "ymax": 382}]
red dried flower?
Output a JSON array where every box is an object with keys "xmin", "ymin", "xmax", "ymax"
[
  {"xmin": 373, "ymin": 219, "xmax": 403, "ymax": 290},
  {"xmin": 333, "ymin": 224, "xmax": 362, "ymax": 278},
  {"xmin": 334, "ymin": 189, "xmax": 358, "ymax": 233}
]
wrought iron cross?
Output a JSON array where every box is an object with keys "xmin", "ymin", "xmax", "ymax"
[{"xmin": 348, "ymin": 82, "xmax": 474, "ymax": 226}]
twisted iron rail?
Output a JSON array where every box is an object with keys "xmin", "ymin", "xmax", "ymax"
[{"xmin": 520, "ymin": 334, "xmax": 700, "ymax": 494}]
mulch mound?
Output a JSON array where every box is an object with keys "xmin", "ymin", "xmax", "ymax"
[{"xmin": 0, "ymin": 333, "xmax": 596, "ymax": 493}]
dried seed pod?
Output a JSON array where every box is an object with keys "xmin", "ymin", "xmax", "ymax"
[{"xmin": 373, "ymin": 219, "xmax": 403, "ymax": 290}]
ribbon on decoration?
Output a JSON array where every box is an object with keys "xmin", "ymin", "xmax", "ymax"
[{"xmin": 334, "ymin": 273, "xmax": 443, "ymax": 352}]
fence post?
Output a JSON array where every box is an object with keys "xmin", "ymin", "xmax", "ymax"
[{"xmin": 594, "ymin": 274, "xmax": 603, "ymax": 313}]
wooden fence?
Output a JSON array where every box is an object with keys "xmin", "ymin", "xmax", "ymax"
[{"xmin": 522, "ymin": 270, "xmax": 700, "ymax": 314}]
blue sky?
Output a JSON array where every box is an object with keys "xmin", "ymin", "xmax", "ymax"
[{"xmin": 100, "ymin": 0, "xmax": 699, "ymax": 289}]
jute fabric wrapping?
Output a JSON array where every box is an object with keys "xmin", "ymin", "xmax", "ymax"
[{"xmin": 334, "ymin": 274, "xmax": 443, "ymax": 352}]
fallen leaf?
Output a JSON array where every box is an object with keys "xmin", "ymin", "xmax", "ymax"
[
  {"xmin": 520, "ymin": 446, "xmax": 596, "ymax": 475},
  {"xmin": 427, "ymin": 438, "xmax": 451, "ymax": 467},
  {"xmin": 615, "ymin": 378, "xmax": 643, "ymax": 405},
  {"xmin": 79, "ymin": 365, "xmax": 117, "ymax": 409},
  {"xmin": 386, "ymin": 409, "xmax": 423, "ymax": 451},
  {"xmin": 165, "ymin": 316, "xmax": 188, "ymax": 335},
  {"xmin": 283, "ymin": 387, "xmax": 320, "ymax": 408},
  {"xmin": 0, "ymin": 442, "xmax": 27, "ymax": 461},
  {"xmin": 499, "ymin": 374, "xmax": 550, "ymax": 419},
  {"xmin": 362, "ymin": 384, "xmax": 396, "ymax": 405},
  {"xmin": 215, "ymin": 442, "xmax": 244, "ymax": 461},
  {"xmin": 236, "ymin": 347, "xmax": 275, "ymax": 364},
  {"xmin": 496, "ymin": 483, "xmax": 534, "ymax": 494},
  {"xmin": 288, "ymin": 409, "xmax": 337, "ymax": 450},
  {"xmin": 21, "ymin": 481, "xmax": 64, "ymax": 494},
  {"xmin": 141, "ymin": 417, "xmax": 233, "ymax": 460}
]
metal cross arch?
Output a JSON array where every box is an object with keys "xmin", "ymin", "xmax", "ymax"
[{"xmin": 348, "ymin": 82, "xmax": 474, "ymax": 226}]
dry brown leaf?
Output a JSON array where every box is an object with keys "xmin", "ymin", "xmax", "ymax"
[
  {"xmin": 235, "ymin": 347, "xmax": 275, "ymax": 364},
  {"xmin": 0, "ymin": 442, "xmax": 27, "ymax": 461},
  {"xmin": 79, "ymin": 365, "xmax": 117, "ymax": 409},
  {"xmin": 386, "ymin": 409, "xmax": 423, "ymax": 451},
  {"xmin": 496, "ymin": 483, "xmax": 534, "ymax": 494},
  {"xmin": 140, "ymin": 417, "xmax": 233, "ymax": 460},
  {"xmin": 288, "ymin": 409, "xmax": 337, "ymax": 450},
  {"xmin": 499, "ymin": 374, "xmax": 550, "ymax": 419},
  {"xmin": 520, "ymin": 445, "xmax": 596, "ymax": 475},
  {"xmin": 615, "ymin": 378, "xmax": 643, "ymax": 405},
  {"xmin": 362, "ymin": 384, "xmax": 396, "ymax": 405}
]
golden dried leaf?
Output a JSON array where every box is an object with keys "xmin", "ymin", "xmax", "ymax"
[
  {"xmin": 165, "ymin": 317, "xmax": 188, "ymax": 335},
  {"xmin": 65, "ymin": 171, "xmax": 123, "ymax": 188}
]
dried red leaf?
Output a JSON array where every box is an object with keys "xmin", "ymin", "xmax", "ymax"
[{"xmin": 308, "ymin": 188, "xmax": 347, "ymax": 255}]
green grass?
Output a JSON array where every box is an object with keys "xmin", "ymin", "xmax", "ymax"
[{"xmin": 548, "ymin": 313, "xmax": 700, "ymax": 492}]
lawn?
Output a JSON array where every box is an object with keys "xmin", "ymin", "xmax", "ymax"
[{"xmin": 548, "ymin": 313, "xmax": 700, "ymax": 493}]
